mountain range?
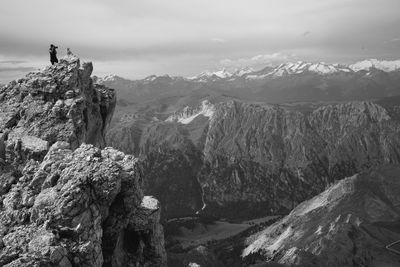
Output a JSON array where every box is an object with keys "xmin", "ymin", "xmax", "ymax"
[
  {"xmin": 95, "ymin": 58, "xmax": 400, "ymax": 266},
  {"xmin": 98, "ymin": 58, "xmax": 400, "ymax": 83},
  {"xmin": 96, "ymin": 58, "xmax": 400, "ymax": 216},
  {"xmin": 96, "ymin": 59, "xmax": 400, "ymax": 111},
  {"xmin": 1, "ymin": 56, "xmax": 400, "ymax": 266},
  {"xmin": 242, "ymin": 165, "xmax": 400, "ymax": 266}
]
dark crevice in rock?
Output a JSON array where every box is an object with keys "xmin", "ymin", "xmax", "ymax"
[
  {"xmin": 100, "ymin": 104, "xmax": 109, "ymax": 134},
  {"xmin": 124, "ymin": 228, "xmax": 142, "ymax": 256},
  {"xmin": 0, "ymin": 252, "xmax": 20, "ymax": 266},
  {"xmin": 83, "ymin": 107, "xmax": 89, "ymax": 131},
  {"xmin": 102, "ymin": 192, "xmax": 126, "ymax": 266},
  {"xmin": 5, "ymin": 113, "xmax": 20, "ymax": 129}
]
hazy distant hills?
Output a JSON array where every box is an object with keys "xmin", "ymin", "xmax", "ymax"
[{"xmin": 96, "ymin": 59, "xmax": 400, "ymax": 107}]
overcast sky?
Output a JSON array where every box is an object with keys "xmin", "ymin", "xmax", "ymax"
[{"xmin": 0, "ymin": 0, "xmax": 400, "ymax": 83}]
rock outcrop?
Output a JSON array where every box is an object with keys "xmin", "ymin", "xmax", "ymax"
[
  {"xmin": 0, "ymin": 56, "xmax": 166, "ymax": 266},
  {"xmin": 242, "ymin": 165, "xmax": 400, "ymax": 266},
  {"xmin": 0, "ymin": 55, "xmax": 115, "ymax": 164}
]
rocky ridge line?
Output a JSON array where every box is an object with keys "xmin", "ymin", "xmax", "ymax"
[
  {"xmin": 242, "ymin": 165, "xmax": 400, "ymax": 266},
  {"xmin": 0, "ymin": 55, "xmax": 166, "ymax": 266}
]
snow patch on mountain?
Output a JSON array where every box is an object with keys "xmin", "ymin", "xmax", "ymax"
[
  {"xmin": 242, "ymin": 227, "xmax": 293, "ymax": 257},
  {"xmin": 187, "ymin": 69, "xmax": 232, "ymax": 81},
  {"xmin": 247, "ymin": 61, "xmax": 352, "ymax": 79},
  {"xmin": 96, "ymin": 74, "xmax": 121, "ymax": 83},
  {"xmin": 187, "ymin": 59, "xmax": 400, "ymax": 81},
  {"xmin": 100, "ymin": 59, "xmax": 400, "ymax": 84},
  {"xmin": 212, "ymin": 69, "xmax": 233, "ymax": 78},
  {"xmin": 144, "ymin": 75, "xmax": 158, "ymax": 82},
  {"xmin": 166, "ymin": 100, "xmax": 215, "ymax": 124},
  {"xmin": 350, "ymin": 59, "xmax": 400, "ymax": 72},
  {"xmin": 246, "ymin": 73, "xmax": 270, "ymax": 80},
  {"xmin": 233, "ymin": 67, "xmax": 255, "ymax": 76},
  {"xmin": 187, "ymin": 67, "xmax": 255, "ymax": 81}
]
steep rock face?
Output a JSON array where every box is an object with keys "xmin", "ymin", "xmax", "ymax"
[
  {"xmin": 141, "ymin": 149, "xmax": 204, "ymax": 218},
  {"xmin": 138, "ymin": 121, "xmax": 205, "ymax": 218},
  {"xmin": 200, "ymin": 101, "xmax": 323, "ymax": 217},
  {"xmin": 108, "ymin": 98, "xmax": 400, "ymax": 219},
  {"xmin": 242, "ymin": 165, "xmax": 400, "ymax": 266},
  {"xmin": 0, "ymin": 143, "xmax": 166, "ymax": 267},
  {"xmin": 199, "ymin": 101, "xmax": 400, "ymax": 218},
  {"xmin": 0, "ymin": 56, "xmax": 166, "ymax": 266}
]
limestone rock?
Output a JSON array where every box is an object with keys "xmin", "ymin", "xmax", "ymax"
[
  {"xmin": 199, "ymin": 100, "xmax": 400, "ymax": 217},
  {"xmin": 0, "ymin": 55, "xmax": 116, "ymax": 165},
  {"xmin": 0, "ymin": 56, "xmax": 166, "ymax": 266},
  {"xmin": 242, "ymin": 165, "xmax": 400, "ymax": 266},
  {"xmin": 0, "ymin": 143, "xmax": 166, "ymax": 266}
]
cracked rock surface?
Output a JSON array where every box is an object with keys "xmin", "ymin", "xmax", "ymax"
[
  {"xmin": 0, "ymin": 56, "xmax": 166, "ymax": 266},
  {"xmin": 0, "ymin": 54, "xmax": 115, "ymax": 163}
]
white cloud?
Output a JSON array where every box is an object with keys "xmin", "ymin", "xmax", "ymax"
[
  {"xmin": 211, "ymin": 38, "xmax": 226, "ymax": 43},
  {"xmin": 0, "ymin": 0, "xmax": 399, "ymax": 80},
  {"xmin": 0, "ymin": 55, "xmax": 48, "ymax": 83},
  {"xmin": 220, "ymin": 52, "xmax": 295, "ymax": 69}
]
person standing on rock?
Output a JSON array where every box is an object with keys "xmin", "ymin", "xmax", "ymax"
[{"xmin": 49, "ymin": 44, "xmax": 58, "ymax": 65}]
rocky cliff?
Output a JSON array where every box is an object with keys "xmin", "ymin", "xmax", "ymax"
[
  {"xmin": 0, "ymin": 56, "xmax": 166, "ymax": 266},
  {"xmin": 108, "ymin": 98, "xmax": 400, "ymax": 219},
  {"xmin": 242, "ymin": 165, "xmax": 400, "ymax": 266},
  {"xmin": 199, "ymin": 100, "xmax": 400, "ymax": 218},
  {"xmin": 0, "ymin": 55, "xmax": 115, "ymax": 155}
]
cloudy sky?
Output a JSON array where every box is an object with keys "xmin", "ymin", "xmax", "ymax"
[{"xmin": 0, "ymin": 0, "xmax": 399, "ymax": 83}]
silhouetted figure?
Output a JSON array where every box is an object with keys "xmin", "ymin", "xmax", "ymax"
[
  {"xmin": 67, "ymin": 48, "xmax": 73, "ymax": 56},
  {"xmin": 49, "ymin": 44, "xmax": 58, "ymax": 65}
]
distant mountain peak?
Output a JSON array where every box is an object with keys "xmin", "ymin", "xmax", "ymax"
[
  {"xmin": 98, "ymin": 58, "xmax": 400, "ymax": 84},
  {"xmin": 144, "ymin": 74, "xmax": 173, "ymax": 82},
  {"xmin": 102, "ymin": 74, "xmax": 120, "ymax": 81},
  {"xmin": 144, "ymin": 74, "xmax": 158, "ymax": 82},
  {"xmin": 232, "ymin": 66, "xmax": 255, "ymax": 76},
  {"xmin": 187, "ymin": 67, "xmax": 257, "ymax": 81},
  {"xmin": 349, "ymin": 58, "xmax": 400, "ymax": 72},
  {"xmin": 187, "ymin": 68, "xmax": 233, "ymax": 81},
  {"xmin": 95, "ymin": 74, "xmax": 124, "ymax": 84},
  {"xmin": 256, "ymin": 61, "xmax": 352, "ymax": 78}
]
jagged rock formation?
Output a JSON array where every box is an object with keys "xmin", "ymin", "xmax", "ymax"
[
  {"xmin": 0, "ymin": 55, "xmax": 115, "ymax": 158},
  {"xmin": 0, "ymin": 56, "xmax": 166, "ymax": 266},
  {"xmin": 0, "ymin": 143, "xmax": 166, "ymax": 267},
  {"xmin": 199, "ymin": 100, "xmax": 400, "ymax": 218},
  {"xmin": 107, "ymin": 98, "xmax": 400, "ymax": 219},
  {"xmin": 242, "ymin": 165, "xmax": 400, "ymax": 266}
]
